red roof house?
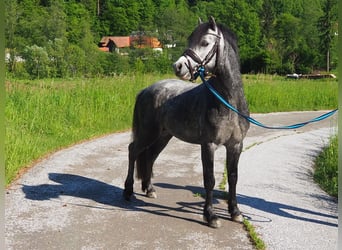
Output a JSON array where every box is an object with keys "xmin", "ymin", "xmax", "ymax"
[
  {"xmin": 98, "ymin": 36, "xmax": 131, "ymax": 52},
  {"xmin": 98, "ymin": 35, "xmax": 162, "ymax": 53}
]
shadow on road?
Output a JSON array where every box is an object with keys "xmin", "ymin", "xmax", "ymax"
[
  {"xmin": 22, "ymin": 173, "xmax": 210, "ymax": 226},
  {"xmin": 22, "ymin": 173, "xmax": 337, "ymax": 228},
  {"xmin": 238, "ymin": 194, "xmax": 337, "ymax": 227}
]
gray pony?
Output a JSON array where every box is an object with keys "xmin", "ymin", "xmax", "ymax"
[{"xmin": 124, "ymin": 16, "xmax": 249, "ymax": 228}]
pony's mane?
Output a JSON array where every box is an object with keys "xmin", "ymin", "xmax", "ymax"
[{"xmin": 217, "ymin": 23, "xmax": 238, "ymax": 55}]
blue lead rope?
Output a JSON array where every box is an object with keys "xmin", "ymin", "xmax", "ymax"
[{"xmin": 195, "ymin": 68, "xmax": 338, "ymax": 130}]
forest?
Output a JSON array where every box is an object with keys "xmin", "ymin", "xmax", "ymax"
[{"xmin": 5, "ymin": 0, "xmax": 338, "ymax": 79}]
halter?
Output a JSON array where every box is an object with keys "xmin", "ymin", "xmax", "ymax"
[{"xmin": 182, "ymin": 33, "xmax": 221, "ymax": 81}]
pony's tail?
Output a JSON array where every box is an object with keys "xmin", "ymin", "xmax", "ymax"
[
  {"xmin": 131, "ymin": 89, "xmax": 144, "ymax": 145},
  {"xmin": 130, "ymin": 90, "xmax": 152, "ymax": 184}
]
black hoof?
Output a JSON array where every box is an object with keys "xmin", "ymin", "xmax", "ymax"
[{"xmin": 123, "ymin": 189, "xmax": 133, "ymax": 201}]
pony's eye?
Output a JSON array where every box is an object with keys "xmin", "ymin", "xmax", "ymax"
[{"xmin": 201, "ymin": 41, "xmax": 209, "ymax": 47}]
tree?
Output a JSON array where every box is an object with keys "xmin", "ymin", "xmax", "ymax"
[
  {"xmin": 15, "ymin": 0, "xmax": 48, "ymax": 47},
  {"xmin": 22, "ymin": 45, "xmax": 51, "ymax": 79},
  {"xmin": 5, "ymin": 0, "xmax": 19, "ymax": 72},
  {"xmin": 138, "ymin": 0, "xmax": 156, "ymax": 32},
  {"xmin": 46, "ymin": 38, "xmax": 68, "ymax": 77},
  {"xmin": 64, "ymin": 44, "xmax": 86, "ymax": 77},
  {"xmin": 273, "ymin": 13, "xmax": 302, "ymax": 73},
  {"xmin": 317, "ymin": 0, "xmax": 338, "ymax": 72},
  {"xmin": 260, "ymin": 0, "xmax": 275, "ymax": 43},
  {"xmin": 209, "ymin": 0, "xmax": 263, "ymax": 72},
  {"xmin": 4, "ymin": 0, "xmax": 335, "ymax": 77},
  {"xmin": 44, "ymin": 0, "xmax": 67, "ymax": 42}
]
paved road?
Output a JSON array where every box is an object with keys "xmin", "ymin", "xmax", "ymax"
[{"xmin": 5, "ymin": 111, "xmax": 338, "ymax": 249}]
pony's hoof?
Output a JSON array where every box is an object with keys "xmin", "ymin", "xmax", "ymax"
[
  {"xmin": 232, "ymin": 214, "xmax": 243, "ymax": 223},
  {"xmin": 146, "ymin": 191, "xmax": 157, "ymax": 199},
  {"xmin": 123, "ymin": 189, "xmax": 133, "ymax": 201},
  {"xmin": 209, "ymin": 218, "xmax": 221, "ymax": 228},
  {"xmin": 204, "ymin": 216, "xmax": 221, "ymax": 228}
]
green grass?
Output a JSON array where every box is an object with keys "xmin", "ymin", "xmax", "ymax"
[
  {"xmin": 243, "ymin": 219, "xmax": 266, "ymax": 250},
  {"xmin": 313, "ymin": 135, "xmax": 338, "ymax": 197},
  {"xmin": 5, "ymin": 74, "xmax": 172, "ymax": 184},
  {"xmin": 5, "ymin": 74, "xmax": 338, "ymax": 185},
  {"xmin": 243, "ymin": 74, "xmax": 337, "ymax": 112}
]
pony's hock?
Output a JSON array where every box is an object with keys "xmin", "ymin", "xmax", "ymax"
[{"xmin": 124, "ymin": 16, "xmax": 249, "ymax": 227}]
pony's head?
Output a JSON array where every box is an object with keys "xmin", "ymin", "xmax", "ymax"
[
  {"xmin": 173, "ymin": 16, "xmax": 223, "ymax": 81},
  {"xmin": 173, "ymin": 16, "xmax": 239, "ymax": 82}
]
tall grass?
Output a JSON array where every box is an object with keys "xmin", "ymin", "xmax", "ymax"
[
  {"xmin": 243, "ymin": 74, "xmax": 338, "ymax": 112},
  {"xmin": 5, "ymin": 74, "xmax": 171, "ymax": 184},
  {"xmin": 313, "ymin": 135, "xmax": 338, "ymax": 197},
  {"xmin": 5, "ymin": 74, "xmax": 338, "ymax": 185}
]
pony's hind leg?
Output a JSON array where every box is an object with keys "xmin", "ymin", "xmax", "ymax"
[
  {"xmin": 137, "ymin": 149, "xmax": 156, "ymax": 198},
  {"xmin": 138, "ymin": 134, "xmax": 172, "ymax": 198},
  {"xmin": 123, "ymin": 142, "xmax": 139, "ymax": 201}
]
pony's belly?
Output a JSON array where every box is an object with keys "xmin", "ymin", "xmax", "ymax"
[
  {"xmin": 163, "ymin": 115, "xmax": 243, "ymax": 146},
  {"xmin": 163, "ymin": 118, "xmax": 203, "ymax": 145}
]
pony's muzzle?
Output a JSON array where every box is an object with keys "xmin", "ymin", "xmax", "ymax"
[
  {"xmin": 173, "ymin": 61, "xmax": 183, "ymax": 75},
  {"xmin": 173, "ymin": 57, "xmax": 192, "ymax": 80}
]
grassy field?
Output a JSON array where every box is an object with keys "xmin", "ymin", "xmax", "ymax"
[
  {"xmin": 243, "ymin": 74, "xmax": 337, "ymax": 112},
  {"xmin": 5, "ymin": 74, "xmax": 338, "ymax": 185},
  {"xmin": 5, "ymin": 74, "xmax": 167, "ymax": 184}
]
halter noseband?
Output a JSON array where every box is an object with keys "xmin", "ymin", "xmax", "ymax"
[{"xmin": 182, "ymin": 33, "xmax": 221, "ymax": 81}]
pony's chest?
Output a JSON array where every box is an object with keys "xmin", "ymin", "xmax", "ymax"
[{"xmin": 204, "ymin": 109, "xmax": 243, "ymax": 144}]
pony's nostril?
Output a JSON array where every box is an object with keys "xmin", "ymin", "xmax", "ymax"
[{"xmin": 173, "ymin": 62, "xmax": 182, "ymax": 73}]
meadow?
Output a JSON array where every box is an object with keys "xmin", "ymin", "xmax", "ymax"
[{"xmin": 5, "ymin": 74, "xmax": 338, "ymax": 185}]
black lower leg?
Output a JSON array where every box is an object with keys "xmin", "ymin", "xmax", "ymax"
[
  {"xmin": 203, "ymin": 190, "xmax": 220, "ymax": 227},
  {"xmin": 201, "ymin": 143, "xmax": 220, "ymax": 228},
  {"xmin": 226, "ymin": 144, "xmax": 242, "ymax": 219},
  {"xmin": 228, "ymin": 172, "xmax": 240, "ymax": 216},
  {"xmin": 123, "ymin": 142, "xmax": 138, "ymax": 201}
]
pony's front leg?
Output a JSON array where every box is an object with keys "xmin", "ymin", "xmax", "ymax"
[
  {"xmin": 226, "ymin": 143, "xmax": 243, "ymax": 222},
  {"xmin": 201, "ymin": 143, "xmax": 221, "ymax": 228}
]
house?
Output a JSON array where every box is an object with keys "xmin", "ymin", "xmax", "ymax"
[
  {"xmin": 98, "ymin": 36, "xmax": 130, "ymax": 53},
  {"xmin": 130, "ymin": 36, "xmax": 162, "ymax": 50},
  {"xmin": 98, "ymin": 35, "xmax": 162, "ymax": 53}
]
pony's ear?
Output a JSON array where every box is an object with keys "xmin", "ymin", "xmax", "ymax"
[
  {"xmin": 209, "ymin": 16, "xmax": 217, "ymax": 32},
  {"xmin": 198, "ymin": 17, "xmax": 203, "ymax": 25}
]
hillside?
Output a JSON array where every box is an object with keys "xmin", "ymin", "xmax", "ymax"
[{"xmin": 5, "ymin": 0, "xmax": 338, "ymax": 78}]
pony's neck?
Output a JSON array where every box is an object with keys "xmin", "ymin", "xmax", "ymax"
[
  {"xmin": 212, "ymin": 52, "xmax": 242, "ymax": 99},
  {"xmin": 207, "ymin": 31, "xmax": 248, "ymax": 114}
]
